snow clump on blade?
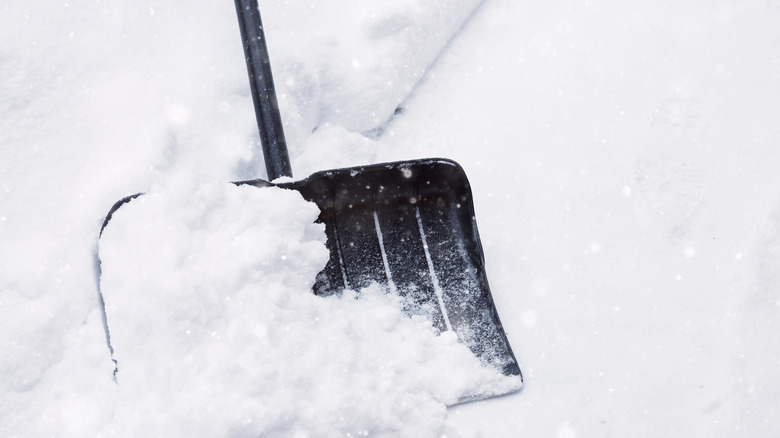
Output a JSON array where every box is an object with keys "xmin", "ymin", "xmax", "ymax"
[{"xmin": 97, "ymin": 174, "xmax": 517, "ymax": 436}]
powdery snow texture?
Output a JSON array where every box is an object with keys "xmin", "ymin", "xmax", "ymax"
[{"xmin": 97, "ymin": 177, "xmax": 519, "ymax": 436}]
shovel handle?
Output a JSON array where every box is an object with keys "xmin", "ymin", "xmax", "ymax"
[{"xmin": 234, "ymin": 0, "xmax": 292, "ymax": 180}]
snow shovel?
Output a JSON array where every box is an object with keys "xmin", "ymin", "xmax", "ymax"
[{"xmin": 99, "ymin": 0, "xmax": 521, "ymax": 380}]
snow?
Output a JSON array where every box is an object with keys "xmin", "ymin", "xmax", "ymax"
[
  {"xmin": 2, "ymin": 0, "xmax": 780, "ymax": 436},
  {"xmin": 95, "ymin": 176, "xmax": 517, "ymax": 436}
]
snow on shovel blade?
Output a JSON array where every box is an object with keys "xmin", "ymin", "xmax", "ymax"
[{"xmin": 241, "ymin": 158, "xmax": 522, "ymax": 377}]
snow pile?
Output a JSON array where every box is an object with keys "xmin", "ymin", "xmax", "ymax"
[
  {"xmin": 96, "ymin": 174, "xmax": 519, "ymax": 436},
  {"xmin": 265, "ymin": 0, "xmax": 483, "ymax": 142}
]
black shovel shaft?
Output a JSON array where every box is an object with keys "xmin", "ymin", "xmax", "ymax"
[{"xmin": 234, "ymin": 0, "xmax": 292, "ymax": 180}]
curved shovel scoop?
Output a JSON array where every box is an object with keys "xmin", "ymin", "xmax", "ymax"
[{"xmin": 241, "ymin": 159, "xmax": 521, "ymax": 377}]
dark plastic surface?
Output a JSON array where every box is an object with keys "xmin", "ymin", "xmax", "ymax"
[{"xmin": 241, "ymin": 158, "xmax": 521, "ymax": 377}]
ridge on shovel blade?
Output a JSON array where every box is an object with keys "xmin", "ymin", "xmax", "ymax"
[{"xmin": 239, "ymin": 158, "xmax": 522, "ymax": 378}]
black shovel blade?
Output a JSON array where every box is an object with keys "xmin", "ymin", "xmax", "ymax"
[
  {"xmin": 242, "ymin": 158, "xmax": 521, "ymax": 377},
  {"xmin": 99, "ymin": 159, "xmax": 521, "ymax": 379}
]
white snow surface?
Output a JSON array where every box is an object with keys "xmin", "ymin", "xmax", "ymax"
[
  {"xmin": 2, "ymin": 0, "xmax": 780, "ymax": 436},
  {"xmin": 96, "ymin": 177, "xmax": 518, "ymax": 436}
]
